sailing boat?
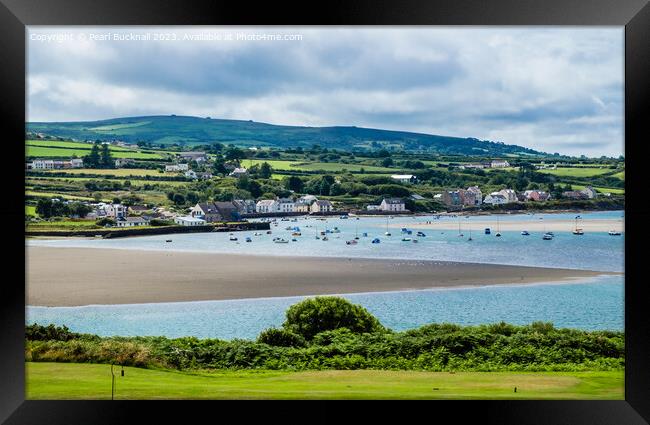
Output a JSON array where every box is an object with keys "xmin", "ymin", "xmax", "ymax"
[
  {"xmin": 457, "ymin": 216, "xmax": 464, "ymax": 237},
  {"xmin": 385, "ymin": 216, "xmax": 391, "ymax": 236},
  {"xmin": 542, "ymin": 219, "xmax": 553, "ymax": 240},
  {"xmin": 354, "ymin": 221, "xmax": 359, "ymax": 240},
  {"xmin": 572, "ymin": 216, "xmax": 584, "ymax": 235},
  {"xmin": 468, "ymin": 224, "xmax": 473, "ymax": 241},
  {"xmin": 495, "ymin": 216, "xmax": 502, "ymax": 237}
]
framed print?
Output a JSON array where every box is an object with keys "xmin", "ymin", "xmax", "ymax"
[{"xmin": 2, "ymin": 0, "xmax": 649, "ymax": 423}]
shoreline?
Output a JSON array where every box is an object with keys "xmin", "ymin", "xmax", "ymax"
[
  {"xmin": 27, "ymin": 247, "xmax": 621, "ymax": 307},
  {"xmin": 393, "ymin": 217, "xmax": 623, "ymax": 232}
]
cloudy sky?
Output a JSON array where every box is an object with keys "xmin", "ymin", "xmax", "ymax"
[{"xmin": 27, "ymin": 27, "xmax": 623, "ymax": 157}]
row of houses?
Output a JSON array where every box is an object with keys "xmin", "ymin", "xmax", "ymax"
[
  {"xmin": 255, "ymin": 195, "xmax": 334, "ymax": 214},
  {"xmin": 457, "ymin": 160, "xmax": 511, "ymax": 170},
  {"xmin": 27, "ymin": 158, "xmax": 84, "ymax": 169},
  {"xmin": 437, "ymin": 185, "xmax": 598, "ymax": 207}
]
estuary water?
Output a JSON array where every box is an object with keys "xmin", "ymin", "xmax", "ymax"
[{"xmin": 26, "ymin": 210, "xmax": 625, "ymax": 338}]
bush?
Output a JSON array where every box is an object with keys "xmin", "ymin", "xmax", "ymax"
[
  {"xmin": 257, "ymin": 328, "xmax": 306, "ymax": 348},
  {"xmin": 95, "ymin": 217, "xmax": 116, "ymax": 226},
  {"xmin": 282, "ymin": 296, "xmax": 385, "ymax": 340},
  {"xmin": 149, "ymin": 218, "xmax": 173, "ymax": 226}
]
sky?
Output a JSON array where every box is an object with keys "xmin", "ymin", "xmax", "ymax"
[{"xmin": 27, "ymin": 27, "xmax": 624, "ymax": 157}]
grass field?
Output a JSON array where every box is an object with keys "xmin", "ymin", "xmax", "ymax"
[
  {"xmin": 27, "ymin": 146, "xmax": 163, "ymax": 160},
  {"xmin": 26, "ymin": 362, "xmax": 623, "ymax": 400},
  {"xmin": 26, "ymin": 140, "xmax": 135, "ymax": 152},
  {"xmin": 39, "ymin": 168, "xmax": 175, "ymax": 177},
  {"xmin": 247, "ymin": 159, "xmax": 394, "ymax": 173},
  {"xmin": 26, "ymin": 220, "xmax": 100, "ymax": 230},
  {"xmin": 571, "ymin": 184, "xmax": 625, "ymax": 195},
  {"xmin": 537, "ymin": 167, "xmax": 616, "ymax": 178},
  {"xmin": 25, "ymin": 190, "xmax": 100, "ymax": 201}
]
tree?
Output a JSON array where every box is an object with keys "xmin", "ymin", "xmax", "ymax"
[
  {"xmin": 259, "ymin": 162, "xmax": 273, "ymax": 179},
  {"xmin": 282, "ymin": 296, "xmax": 384, "ymax": 340},
  {"xmin": 35, "ymin": 198, "xmax": 54, "ymax": 218},
  {"xmin": 319, "ymin": 179, "xmax": 331, "ymax": 196},
  {"xmin": 381, "ymin": 157, "xmax": 394, "ymax": 167},
  {"xmin": 284, "ymin": 176, "xmax": 304, "ymax": 193},
  {"xmin": 257, "ymin": 328, "xmax": 306, "ymax": 348},
  {"xmin": 212, "ymin": 157, "xmax": 227, "ymax": 176},
  {"xmin": 84, "ymin": 142, "xmax": 101, "ymax": 168},
  {"xmin": 100, "ymin": 143, "xmax": 113, "ymax": 168}
]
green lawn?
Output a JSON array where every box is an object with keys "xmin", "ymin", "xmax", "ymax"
[
  {"xmin": 27, "ymin": 220, "xmax": 100, "ymax": 230},
  {"xmin": 247, "ymin": 159, "xmax": 394, "ymax": 173},
  {"xmin": 25, "ymin": 205, "xmax": 37, "ymax": 216},
  {"xmin": 26, "ymin": 140, "xmax": 134, "ymax": 152},
  {"xmin": 26, "ymin": 362, "xmax": 623, "ymax": 400},
  {"xmin": 570, "ymin": 184, "xmax": 625, "ymax": 195},
  {"xmin": 25, "ymin": 190, "xmax": 100, "ymax": 201}
]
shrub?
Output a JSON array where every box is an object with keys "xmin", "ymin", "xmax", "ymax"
[
  {"xmin": 283, "ymin": 296, "xmax": 384, "ymax": 340},
  {"xmin": 257, "ymin": 328, "xmax": 306, "ymax": 348}
]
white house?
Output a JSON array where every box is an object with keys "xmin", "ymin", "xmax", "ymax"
[
  {"xmin": 96, "ymin": 203, "xmax": 128, "ymax": 219},
  {"xmin": 116, "ymin": 216, "xmax": 150, "ymax": 227},
  {"xmin": 311, "ymin": 200, "xmax": 334, "ymax": 213},
  {"xmin": 390, "ymin": 174, "xmax": 415, "ymax": 184},
  {"xmin": 165, "ymin": 163, "xmax": 190, "ymax": 172},
  {"xmin": 483, "ymin": 193, "xmax": 508, "ymax": 205},
  {"xmin": 178, "ymin": 152, "xmax": 207, "ymax": 162},
  {"xmin": 70, "ymin": 158, "xmax": 84, "ymax": 168},
  {"xmin": 256, "ymin": 199, "xmax": 276, "ymax": 213},
  {"xmin": 366, "ymin": 205, "xmax": 381, "ymax": 211},
  {"xmin": 174, "ymin": 216, "xmax": 206, "ymax": 226},
  {"xmin": 185, "ymin": 170, "xmax": 198, "ymax": 180},
  {"xmin": 380, "ymin": 198, "xmax": 406, "ymax": 212},
  {"xmin": 490, "ymin": 160, "xmax": 510, "ymax": 168},
  {"xmin": 229, "ymin": 167, "xmax": 248, "ymax": 178},
  {"xmin": 276, "ymin": 198, "xmax": 296, "ymax": 213}
]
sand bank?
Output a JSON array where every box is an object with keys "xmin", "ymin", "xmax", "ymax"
[{"xmin": 26, "ymin": 247, "xmax": 617, "ymax": 306}]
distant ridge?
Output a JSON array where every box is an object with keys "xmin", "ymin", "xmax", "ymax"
[{"xmin": 27, "ymin": 115, "xmax": 546, "ymax": 156}]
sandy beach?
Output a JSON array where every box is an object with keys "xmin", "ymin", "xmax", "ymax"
[
  {"xmin": 26, "ymin": 247, "xmax": 617, "ymax": 307},
  {"xmin": 393, "ymin": 217, "xmax": 624, "ymax": 233}
]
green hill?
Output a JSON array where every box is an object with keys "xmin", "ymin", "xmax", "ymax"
[{"xmin": 27, "ymin": 115, "xmax": 546, "ymax": 156}]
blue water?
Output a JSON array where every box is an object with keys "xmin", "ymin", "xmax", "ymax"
[
  {"xmin": 26, "ymin": 210, "xmax": 625, "ymax": 338},
  {"xmin": 26, "ymin": 275, "xmax": 624, "ymax": 339},
  {"xmin": 27, "ymin": 210, "xmax": 624, "ymax": 272}
]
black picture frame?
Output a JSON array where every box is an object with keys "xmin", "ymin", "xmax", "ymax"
[{"xmin": 2, "ymin": 0, "xmax": 649, "ymax": 423}]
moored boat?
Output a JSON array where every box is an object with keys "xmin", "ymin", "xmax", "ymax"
[
  {"xmin": 521, "ymin": 230, "xmax": 530, "ymax": 236},
  {"xmin": 608, "ymin": 230, "xmax": 621, "ymax": 236},
  {"xmin": 371, "ymin": 238, "xmax": 381, "ymax": 244}
]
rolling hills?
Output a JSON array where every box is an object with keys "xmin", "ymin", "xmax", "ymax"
[{"xmin": 27, "ymin": 115, "xmax": 546, "ymax": 156}]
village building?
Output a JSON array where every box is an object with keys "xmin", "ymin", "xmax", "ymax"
[
  {"xmin": 311, "ymin": 200, "xmax": 334, "ymax": 213},
  {"xmin": 196, "ymin": 171, "xmax": 213, "ymax": 180},
  {"xmin": 295, "ymin": 195, "xmax": 317, "ymax": 213},
  {"xmin": 366, "ymin": 205, "xmax": 382, "ymax": 211},
  {"xmin": 96, "ymin": 203, "xmax": 128, "ymax": 219},
  {"xmin": 232, "ymin": 199, "xmax": 256, "ymax": 214},
  {"xmin": 563, "ymin": 190, "xmax": 588, "ymax": 199},
  {"xmin": 190, "ymin": 202, "xmax": 239, "ymax": 222},
  {"xmin": 178, "ymin": 151, "xmax": 208, "ymax": 163},
  {"xmin": 441, "ymin": 190, "xmax": 462, "ymax": 207},
  {"xmin": 128, "ymin": 205, "xmax": 150, "ymax": 214},
  {"xmin": 490, "ymin": 160, "xmax": 511, "ymax": 168},
  {"xmin": 184, "ymin": 170, "xmax": 198, "ymax": 180},
  {"xmin": 114, "ymin": 158, "xmax": 135, "ymax": 168},
  {"xmin": 380, "ymin": 198, "xmax": 406, "ymax": 212},
  {"xmin": 523, "ymin": 190, "xmax": 552, "ymax": 202},
  {"xmin": 174, "ymin": 216, "xmax": 206, "ymax": 226},
  {"xmin": 116, "ymin": 216, "xmax": 150, "ymax": 227},
  {"xmin": 229, "ymin": 167, "xmax": 248, "ymax": 178},
  {"xmin": 256, "ymin": 199, "xmax": 276, "ymax": 213},
  {"xmin": 580, "ymin": 186, "xmax": 598, "ymax": 199},
  {"xmin": 29, "ymin": 159, "xmax": 83, "ymax": 169},
  {"xmin": 276, "ymin": 198, "xmax": 296, "ymax": 213},
  {"xmin": 390, "ymin": 174, "xmax": 415, "ymax": 184},
  {"xmin": 497, "ymin": 189, "xmax": 518, "ymax": 203},
  {"xmin": 466, "ymin": 186, "xmax": 483, "ymax": 205},
  {"xmin": 165, "ymin": 163, "xmax": 190, "ymax": 172},
  {"xmin": 483, "ymin": 193, "xmax": 508, "ymax": 205}
]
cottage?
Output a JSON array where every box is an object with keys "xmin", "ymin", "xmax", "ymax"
[
  {"xmin": 563, "ymin": 190, "xmax": 588, "ymax": 200},
  {"xmin": 232, "ymin": 199, "xmax": 256, "ymax": 214},
  {"xmin": 466, "ymin": 186, "xmax": 483, "ymax": 206},
  {"xmin": 229, "ymin": 167, "xmax": 248, "ymax": 178},
  {"xmin": 114, "ymin": 158, "xmax": 135, "ymax": 168},
  {"xmin": 191, "ymin": 202, "xmax": 239, "ymax": 222},
  {"xmin": 96, "ymin": 203, "xmax": 128, "ymax": 219},
  {"xmin": 497, "ymin": 189, "xmax": 518, "ymax": 203},
  {"xmin": 165, "ymin": 163, "xmax": 189, "ymax": 172},
  {"xmin": 311, "ymin": 200, "xmax": 334, "ymax": 213},
  {"xmin": 390, "ymin": 174, "xmax": 415, "ymax": 184},
  {"xmin": 128, "ymin": 205, "xmax": 150, "ymax": 214},
  {"xmin": 523, "ymin": 190, "xmax": 551, "ymax": 202},
  {"xmin": 380, "ymin": 198, "xmax": 406, "ymax": 212},
  {"xmin": 116, "ymin": 216, "xmax": 150, "ymax": 227},
  {"xmin": 580, "ymin": 186, "xmax": 597, "ymax": 199},
  {"xmin": 174, "ymin": 216, "xmax": 206, "ymax": 226},
  {"xmin": 178, "ymin": 151, "xmax": 207, "ymax": 162},
  {"xmin": 490, "ymin": 160, "xmax": 510, "ymax": 168},
  {"xmin": 256, "ymin": 199, "xmax": 276, "ymax": 213},
  {"xmin": 276, "ymin": 198, "xmax": 296, "ymax": 213},
  {"xmin": 295, "ymin": 196, "xmax": 317, "ymax": 213},
  {"xmin": 483, "ymin": 193, "xmax": 508, "ymax": 205}
]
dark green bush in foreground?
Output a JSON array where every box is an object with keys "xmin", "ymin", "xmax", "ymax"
[{"xmin": 25, "ymin": 297, "xmax": 624, "ymax": 372}]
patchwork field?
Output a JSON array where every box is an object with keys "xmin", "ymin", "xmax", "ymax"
[
  {"xmin": 26, "ymin": 362, "xmax": 623, "ymax": 400},
  {"xmin": 26, "ymin": 140, "xmax": 164, "ymax": 159},
  {"xmin": 537, "ymin": 167, "xmax": 619, "ymax": 178}
]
